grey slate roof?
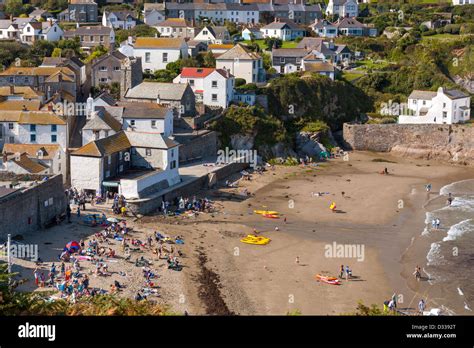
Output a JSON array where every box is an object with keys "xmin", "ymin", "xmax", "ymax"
[
  {"xmin": 444, "ymin": 89, "xmax": 469, "ymax": 99},
  {"xmin": 119, "ymin": 102, "xmax": 170, "ymax": 119},
  {"xmin": 272, "ymin": 48, "xmax": 308, "ymax": 58},
  {"xmin": 408, "ymin": 90, "xmax": 437, "ymax": 100},
  {"xmin": 65, "ymin": 26, "xmax": 113, "ymax": 36},
  {"xmin": 125, "ymin": 82, "xmax": 189, "ymax": 101},
  {"xmin": 262, "ymin": 19, "xmax": 302, "ymax": 31},
  {"xmin": 125, "ymin": 131, "xmax": 179, "ymax": 149}
]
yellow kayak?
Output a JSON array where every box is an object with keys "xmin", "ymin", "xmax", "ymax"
[
  {"xmin": 240, "ymin": 234, "xmax": 271, "ymax": 245},
  {"xmin": 254, "ymin": 210, "xmax": 279, "ymax": 215}
]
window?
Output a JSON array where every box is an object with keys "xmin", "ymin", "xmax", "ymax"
[
  {"xmin": 146, "ymin": 148, "xmax": 152, "ymax": 156},
  {"xmin": 30, "ymin": 124, "xmax": 36, "ymax": 132},
  {"xmin": 8, "ymin": 123, "xmax": 13, "ymax": 130},
  {"xmin": 51, "ymin": 135, "xmax": 57, "ymax": 143},
  {"xmin": 51, "ymin": 125, "xmax": 57, "ymax": 132},
  {"xmin": 104, "ymin": 130, "xmax": 109, "ymax": 137},
  {"xmin": 211, "ymin": 94, "xmax": 217, "ymax": 101},
  {"xmin": 105, "ymin": 170, "xmax": 110, "ymax": 178},
  {"xmin": 163, "ymin": 52, "xmax": 168, "ymax": 63},
  {"xmin": 443, "ymin": 111, "xmax": 447, "ymax": 118},
  {"xmin": 119, "ymin": 164, "xmax": 123, "ymax": 172},
  {"xmin": 145, "ymin": 52, "xmax": 151, "ymax": 63},
  {"xmin": 119, "ymin": 151, "xmax": 122, "ymax": 160},
  {"xmin": 189, "ymin": 79, "xmax": 194, "ymax": 86},
  {"xmin": 100, "ymin": 35, "xmax": 104, "ymax": 42},
  {"xmin": 151, "ymin": 120, "xmax": 157, "ymax": 128},
  {"xmin": 443, "ymin": 103, "xmax": 446, "ymax": 108},
  {"xmin": 30, "ymin": 134, "xmax": 36, "ymax": 142},
  {"xmin": 114, "ymin": 66, "xmax": 120, "ymax": 71},
  {"xmin": 108, "ymin": 155, "xmax": 111, "ymax": 165},
  {"xmin": 100, "ymin": 78, "xmax": 108, "ymax": 83},
  {"xmin": 422, "ymin": 100, "xmax": 426, "ymax": 105},
  {"xmin": 170, "ymin": 160, "xmax": 176, "ymax": 169},
  {"xmin": 100, "ymin": 66, "xmax": 107, "ymax": 71},
  {"xmin": 90, "ymin": 35, "xmax": 94, "ymax": 42},
  {"xmin": 130, "ymin": 120, "xmax": 135, "ymax": 126},
  {"xmin": 212, "ymin": 80, "xmax": 217, "ymax": 88},
  {"xmin": 280, "ymin": 57, "xmax": 285, "ymax": 63},
  {"xmin": 9, "ymin": 136, "xmax": 14, "ymax": 143}
]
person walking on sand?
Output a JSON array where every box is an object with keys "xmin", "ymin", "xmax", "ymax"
[
  {"xmin": 34, "ymin": 268, "xmax": 39, "ymax": 286},
  {"xmin": 418, "ymin": 299, "xmax": 426, "ymax": 314},
  {"xmin": 414, "ymin": 266, "xmax": 421, "ymax": 281},
  {"xmin": 435, "ymin": 218, "xmax": 440, "ymax": 229},
  {"xmin": 340, "ymin": 265, "xmax": 344, "ymax": 279},
  {"xmin": 295, "ymin": 256, "xmax": 300, "ymax": 265}
]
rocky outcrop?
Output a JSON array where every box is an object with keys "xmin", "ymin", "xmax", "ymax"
[
  {"xmin": 230, "ymin": 134, "xmax": 254, "ymax": 151},
  {"xmin": 295, "ymin": 130, "xmax": 337, "ymax": 157},
  {"xmin": 343, "ymin": 123, "xmax": 474, "ymax": 165}
]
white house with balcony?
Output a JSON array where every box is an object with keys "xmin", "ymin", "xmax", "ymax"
[
  {"xmin": 398, "ymin": 87, "xmax": 471, "ymax": 124},
  {"xmin": 173, "ymin": 67, "xmax": 234, "ymax": 108}
]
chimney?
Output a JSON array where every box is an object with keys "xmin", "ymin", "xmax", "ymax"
[
  {"xmin": 128, "ymin": 36, "xmax": 133, "ymax": 44},
  {"xmin": 76, "ymin": 22, "xmax": 80, "ymax": 28},
  {"xmin": 156, "ymin": 94, "xmax": 160, "ymax": 104}
]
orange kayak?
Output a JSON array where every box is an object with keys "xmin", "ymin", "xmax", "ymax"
[
  {"xmin": 315, "ymin": 274, "xmax": 341, "ymax": 285},
  {"xmin": 263, "ymin": 214, "xmax": 279, "ymax": 219}
]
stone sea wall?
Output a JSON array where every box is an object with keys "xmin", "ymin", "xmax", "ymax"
[{"xmin": 343, "ymin": 123, "xmax": 474, "ymax": 165}]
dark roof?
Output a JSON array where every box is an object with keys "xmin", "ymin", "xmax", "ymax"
[
  {"xmin": 105, "ymin": 10, "xmax": 136, "ymax": 21},
  {"xmin": 263, "ymin": 18, "xmax": 303, "ymax": 30},
  {"xmin": 95, "ymin": 92, "xmax": 117, "ymax": 106},
  {"xmin": 444, "ymin": 89, "xmax": 469, "ymax": 100},
  {"xmin": 65, "ymin": 26, "xmax": 112, "ymax": 36},
  {"xmin": 272, "ymin": 48, "xmax": 308, "ymax": 58}
]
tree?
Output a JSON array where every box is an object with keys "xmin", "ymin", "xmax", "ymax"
[
  {"xmin": 264, "ymin": 38, "xmax": 282, "ymax": 51},
  {"xmin": 30, "ymin": 40, "xmax": 56, "ymax": 64},
  {"xmin": 202, "ymin": 51, "xmax": 216, "ymax": 68},
  {"xmin": 5, "ymin": 0, "xmax": 23, "ymax": 17},
  {"xmin": 51, "ymin": 48, "xmax": 62, "ymax": 58}
]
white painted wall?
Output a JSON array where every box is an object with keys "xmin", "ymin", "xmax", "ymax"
[
  {"xmin": 216, "ymin": 59, "xmax": 261, "ymax": 84},
  {"xmin": 122, "ymin": 113, "xmax": 173, "ymax": 136},
  {"xmin": 70, "ymin": 156, "xmax": 103, "ymax": 193},
  {"xmin": 17, "ymin": 124, "xmax": 67, "ymax": 150},
  {"xmin": 134, "ymin": 46, "xmax": 188, "ymax": 71}
]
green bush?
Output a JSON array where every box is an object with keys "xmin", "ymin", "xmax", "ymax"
[{"xmin": 235, "ymin": 78, "xmax": 246, "ymax": 87}]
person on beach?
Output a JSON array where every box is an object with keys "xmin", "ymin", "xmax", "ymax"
[
  {"xmin": 435, "ymin": 218, "xmax": 440, "ymax": 229},
  {"xmin": 418, "ymin": 299, "xmax": 426, "ymax": 314},
  {"xmin": 425, "ymin": 184, "xmax": 432, "ymax": 192},
  {"xmin": 391, "ymin": 293, "xmax": 397, "ymax": 309},
  {"xmin": 414, "ymin": 266, "xmax": 421, "ymax": 281},
  {"xmin": 340, "ymin": 265, "xmax": 344, "ymax": 278},
  {"xmin": 76, "ymin": 206, "xmax": 81, "ymax": 218},
  {"xmin": 388, "ymin": 299, "xmax": 395, "ymax": 312},
  {"xmin": 345, "ymin": 266, "xmax": 350, "ymax": 280},
  {"xmin": 295, "ymin": 256, "xmax": 299, "ymax": 265},
  {"xmin": 447, "ymin": 193, "xmax": 453, "ymax": 206},
  {"xmin": 431, "ymin": 219, "xmax": 436, "ymax": 229},
  {"xmin": 34, "ymin": 268, "xmax": 39, "ymax": 286}
]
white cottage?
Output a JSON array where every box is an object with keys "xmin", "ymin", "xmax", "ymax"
[{"xmin": 398, "ymin": 87, "xmax": 471, "ymax": 124}]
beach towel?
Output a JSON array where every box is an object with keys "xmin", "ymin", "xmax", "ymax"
[
  {"xmin": 176, "ymin": 239, "xmax": 184, "ymax": 245},
  {"xmin": 114, "ymin": 236, "xmax": 123, "ymax": 241}
]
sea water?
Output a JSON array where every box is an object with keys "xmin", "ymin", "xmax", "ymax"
[{"xmin": 423, "ymin": 179, "xmax": 474, "ymax": 313}]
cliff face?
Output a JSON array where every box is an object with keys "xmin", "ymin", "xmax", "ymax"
[{"xmin": 343, "ymin": 123, "xmax": 474, "ymax": 165}]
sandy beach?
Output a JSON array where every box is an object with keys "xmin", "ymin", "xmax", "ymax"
[{"xmin": 9, "ymin": 151, "xmax": 474, "ymax": 315}]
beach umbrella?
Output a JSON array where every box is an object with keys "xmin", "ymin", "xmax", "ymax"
[
  {"xmin": 65, "ymin": 241, "xmax": 80, "ymax": 253},
  {"xmin": 107, "ymin": 217, "xmax": 120, "ymax": 223}
]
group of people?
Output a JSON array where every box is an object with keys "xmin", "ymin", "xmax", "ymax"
[
  {"xmin": 339, "ymin": 265, "xmax": 352, "ymax": 280},
  {"xmin": 160, "ymin": 195, "xmax": 214, "ymax": 216}
]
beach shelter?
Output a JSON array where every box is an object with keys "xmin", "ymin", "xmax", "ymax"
[{"xmin": 65, "ymin": 241, "xmax": 80, "ymax": 253}]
